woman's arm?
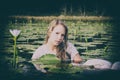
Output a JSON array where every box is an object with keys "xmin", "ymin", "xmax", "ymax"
[{"xmin": 73, "ymin": 53, "xmax": 82, "ymax": 63}]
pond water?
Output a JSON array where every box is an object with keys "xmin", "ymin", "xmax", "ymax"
[
  {"xmin": 2, "ymin": 60, "xmax": 120, "ymax": 80},
  {"xmin": 1, "ymin": 17, "xmax": 120, "ymax": 80}
]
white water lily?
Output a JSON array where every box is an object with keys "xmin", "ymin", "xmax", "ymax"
[
  {"xmin": 9, "ymin": 29, "xmax": 21, "ymax": 69},
  {"xmin": 9, "ymin": 29, "xmax": 21, "ymax": 37}
]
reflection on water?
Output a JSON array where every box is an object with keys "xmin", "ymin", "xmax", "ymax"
[
  {"xmin": 14, "ymin": 61, "xmax": 120, "ymax": 80},
  {"xmin": 32, "ymin": 63, "xmax": 47, "ymax": 73}
]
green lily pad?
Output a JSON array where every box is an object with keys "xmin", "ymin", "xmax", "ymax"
[
  {"xmin": 32, "ymin": 54, "xmax": 84, "ymax": 73},
  {"xmin": 32, "ymin": 54, "xmax": 60, "ymax": 65}
]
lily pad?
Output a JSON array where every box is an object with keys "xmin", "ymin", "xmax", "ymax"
[
  {"xmin": 32, "ymin": 54, "xmax": 60, "ymax": 65},
  {"xmin": 32, "ymin": 54, "xmax": 84, "ymax": 73}
]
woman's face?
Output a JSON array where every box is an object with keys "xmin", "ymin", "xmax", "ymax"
[{"xmin": 48, "ymin": 24, "xmax": 65, "ymax": 46}]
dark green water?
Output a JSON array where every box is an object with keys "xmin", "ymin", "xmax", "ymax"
[{"xmin": 1, "ymin": 17, "xmax": 120, "ymax": 80}]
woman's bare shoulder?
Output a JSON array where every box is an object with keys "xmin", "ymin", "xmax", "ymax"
[{"xmin": 67, "ymin": 41, "xmax": 74, "ymax": 46}]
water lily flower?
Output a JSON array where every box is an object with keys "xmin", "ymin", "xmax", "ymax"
[
  {"xmin": 9, "ymin": 29, "xmax": 21, "ymax": 37},
  {"xmin": 9, "ymin": 29, "xmax": 21, "ymax": 69}
]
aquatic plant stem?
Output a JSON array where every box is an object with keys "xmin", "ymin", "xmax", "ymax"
[{"xmin": 13, "ymin": 36, "xmax": 17, "ymax": 69}]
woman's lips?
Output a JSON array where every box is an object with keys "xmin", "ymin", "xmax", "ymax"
[{"xmin": 55, "ymin": 40, "xmax": 61, "ymax": 44}]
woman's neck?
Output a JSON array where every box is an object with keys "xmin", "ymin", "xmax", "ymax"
[{"xmin": 46, "ymin": 42, "xmax": 57, "ymax": 52}]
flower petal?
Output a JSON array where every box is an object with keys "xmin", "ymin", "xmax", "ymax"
[{"xmin": 9, "ymin": 29, "xmax": 21, "ymax": 37}]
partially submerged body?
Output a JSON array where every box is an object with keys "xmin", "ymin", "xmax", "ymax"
[{"xmin": 32, "ymin": 41, "xmax": 82, "ymax": 63}]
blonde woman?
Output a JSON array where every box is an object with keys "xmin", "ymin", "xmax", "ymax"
[{"xmin": 31, "ymin": 19, "xmax": 82, "ymax": 63}]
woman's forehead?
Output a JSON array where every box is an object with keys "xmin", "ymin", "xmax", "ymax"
[{"xmin": 53, "ymin": 25, "xmax": 65, "ymax": 32}]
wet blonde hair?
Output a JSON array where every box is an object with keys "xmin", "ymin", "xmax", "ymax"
[{"xmin": 45, "ymin": 19, "xmax": 68, "ymax": 60}]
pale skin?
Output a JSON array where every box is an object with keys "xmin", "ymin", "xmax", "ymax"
[{"xmin": 46, "ymin": 24, "xmax": 82, "ymax": 63}]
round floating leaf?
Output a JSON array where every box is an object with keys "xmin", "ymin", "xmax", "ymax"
[{"xmin": 33, "ymin": 54, "xmax": 60, "ymax": 65}]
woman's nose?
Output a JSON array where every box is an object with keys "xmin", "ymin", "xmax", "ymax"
[{"xmin": 58, "ymin": 35, "xmax": 62, "ymax": 40}]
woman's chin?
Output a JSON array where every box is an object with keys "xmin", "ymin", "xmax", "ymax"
[{"xmin": 54, "ymin": 44, "xmax": 59, "ymax": 46}]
